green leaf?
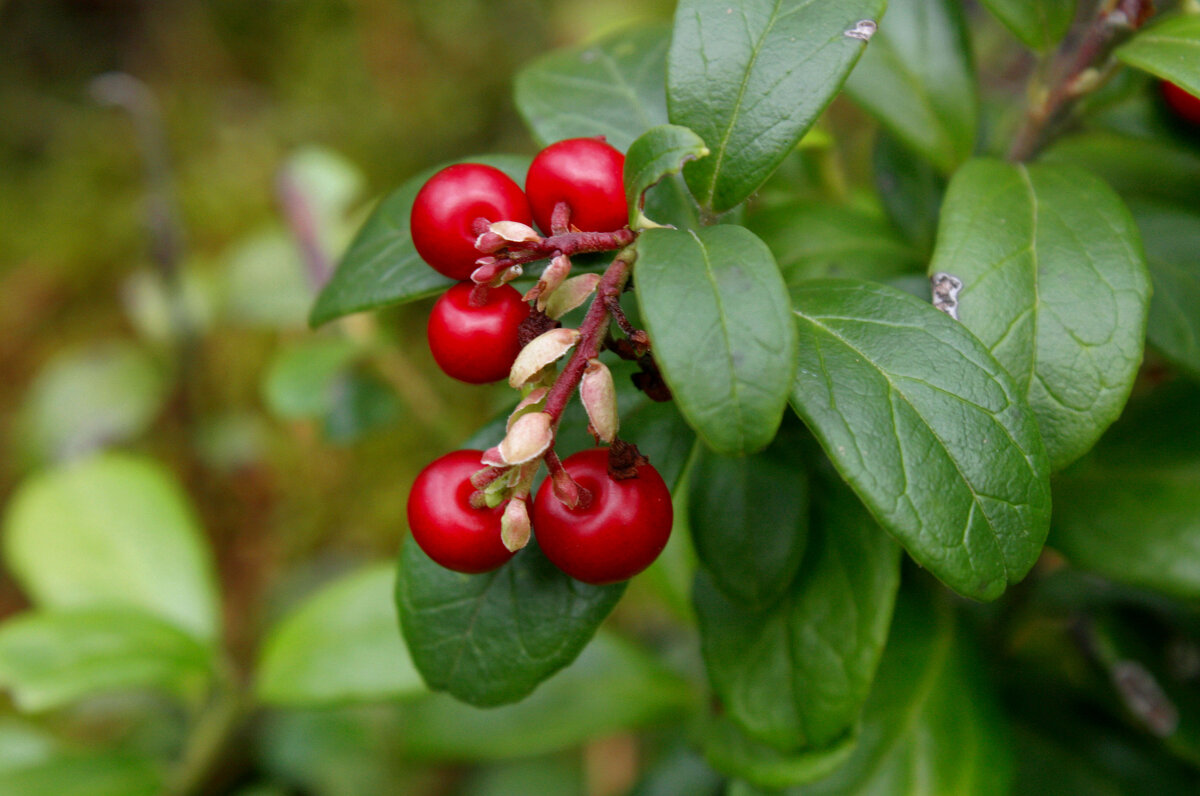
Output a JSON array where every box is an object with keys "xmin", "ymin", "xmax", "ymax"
[
  {"xmin": 796, "ymin": 587, "xmax": 1014, "ymax": 795},
  {"xmin": 396, "ymin": 633, "xmax": 694, "ymax": 759},
  {"xmin": 746, "ymin": 200, "xmax": 923, "ymax": 286},
  {"xmin": 0, "ymin": 609, "xmax": 213, "ymax": 711},
  {"xmin": 705, "ymin": 716, "xmax": 857, "ymax": 791},
  {"xmin": 396, "ymin": 537, "xmax": 625, "ymax": 706},
  {"xmin": 2, "ymin": 453, "xmax": 220, "ymax": 641},
  {"xmin": 687, "ymin": 427, "xmax": 810, "ymax": 608},
  {"xmin": 514, "ymin": 25, "xmax": 672, "ymax": 152},
  {"xmin": 1050, "ymin": 380, "xmax": 1200, "ymax": 599},
  {"xmin": 17, "ymin": 341, "xmax": 167, "ymax": 465},
  {"xmin": 667, "ymin": 0, "xmax": 886, "ymax": 211},
  {"xmin": 694, "ymin": 478, "xmax": 900, "ymax": 751},
  {"xmin": 624, "ymin": 124, "xmax": 709, "ymax": 228},
  {"xmin": 788, "ymin": 279, "xmax": 1051, "ymax": 601},
  {"xmin": 309, "ymin": 155, "xmax": 529, "ymax": 327},
  {"xmin": 1116, "ymin": 14, "xmax": 1200, "ymax": 97},
  {"xmin": 872, "ymin": 132, "xmax": 945, "ymax": 255},
  {"xmin": 1127, "ymin": 200, "xmax": 1200, "ymax": 380},
  {"xmin": 844, "ymin": 0, "xmax": 978, "ymax": 173},
  {"xmin": 257, "ymin": 563, "xmax": 425, "ymax": 706},
  {"xmin": 1042, "ymin": 130, "xmax": 1200, "ymax": 207},
  {"xmin": 928, "ymin": 159, "xmax": 1151, "ymax": 471},
  {"xmin": 0, "ymin": 753, "xmax": 162, "ymax": 796},
  {"xmin": 635, "ymin": 225, "xmax": 797, "ymax": 455},
  {"xmin": 223, "ymin": 229, "xmax": 314, "ymax": 329},
  {"xmin": 262, "ymin": 337, "xmax": 361, "ymax": 420},
  {"xmin": 979, "ymin": 0, "xmax": 1077, "ymax": 51}
]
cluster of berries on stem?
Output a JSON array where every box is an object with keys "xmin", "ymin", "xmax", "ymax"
[{"xmin": 405, "ymin": 137, "xmax": 673, "ymax": 585}]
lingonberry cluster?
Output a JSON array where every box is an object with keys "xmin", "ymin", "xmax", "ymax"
[{"xmin": 405, "ymin": 137, "xmax": 673, "ymax": 585}]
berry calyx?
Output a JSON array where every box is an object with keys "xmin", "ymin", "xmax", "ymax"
[
  {"xmin": 407, "ymin": 449, "xmax": 516, "ymax": 574},
  {"xmin": 526, "ymin": 138, "xmax": 628, "ymax": 234},
  {"xmin": 1161, "ymin": 80, "xmax": 1200, "ymax": 127},
  {"xmin": 428, "ymin": 282, "xmax": 530, "ymax": 384},
  {"xmin": 531, "ymin": 448, "xmax": 672, "ymax": 584},
  {"xmin": 411, "ymin": 163, "xmax": 532, "ymax": 280}
]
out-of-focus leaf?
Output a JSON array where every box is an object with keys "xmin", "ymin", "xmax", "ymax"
[
  {"xmin": 257, "ymin": 563, "xmax": 425, "ymax": 706},
  {"xmin": 223, "ymin": 229, "xmax": 314, "ymax": 329},
  {"xmin": 262, "ymin": 337, "xmax": 361, "ymax": 420},
  {"xmin": 845, "ymin": 0, "xmax": 978, "ymax": 172},
  {"xmin": 1127, "ymin": 200, "xmax": 1200, "ymax": 379},
  {"xmin": 980, "ymin": 0, "xmax": 1077, "ymax": 51},
  {"xmin": 2, "ymin": 453, "xmax": 220, "ymax": 641},
  {"xmin": 17, "ymin": 341, "xmax": 167, "ymax": 465},
  {"xmin": 1042, "ymin": 131, "xmax": 1200, "ymax": 206},
  {"xmin": 873, "ymin": 132, "xmax": 945, "ymax": 254},
  {"xmin": 0, "ymin": 609, "xmax": 213, "ymax": 711},
  {"xmin": 0, "ymin": 753, "xmax": 162, "ymax": 796},
  {"xmin": 1116, "ymin": 15, "xmax": 1200, "ymax": 98},
  {"xmin": 396, "ymin": 633, "xmax": 693, "ymax": 760}
]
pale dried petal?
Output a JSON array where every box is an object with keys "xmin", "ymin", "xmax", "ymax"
[
  {"xmin": 508, "ymin": 328, "xmax": 580, "ymax": 388},
  {"xmin": 506, "ymin": 387, "xmax": 549, "ymax": 431},
  {"xmin": 497, "ymin": 411, "xmax": 553, "ymax": 464},
  {"xmin": 545, "ymin": 273, "xmax": 601, "ymax": 319},
  {"xmin": 490, "ymin": 220, "xmax": 541, "ymax": 243},
  {"xmin": 500, "ymin": 497, "xmax": 531, "ymax": 551},
  {"xmin": 580, "ymin": 358, "xmax": 619, "ymax": 443}
]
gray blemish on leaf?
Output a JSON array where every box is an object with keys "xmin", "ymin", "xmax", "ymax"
[
  {"xmin": 931, "ymin": 272, "xmax": 963, "ymax": 320},
  {"xmin": 844, "ymin": 20, "xmax": 877, "ymax": 41}
]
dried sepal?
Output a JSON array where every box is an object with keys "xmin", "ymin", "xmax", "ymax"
[
  {"xmin": 506, "ymin": 386, "xmax": 549, "ymax": 431},
  {"xmin": 524, "ymin": 254, "xmax": 572, "ymax": 309},
  {"xmin": 544, "ymin": 273, "xmax": 601, "ymax": 319},
  {"xmin": 497, "ymin": 411, "xmax": 553, "ymax": 464},
  {"xmin": 580, "ymin": 358, "xmax": 619, "ymax": 443},
  {"xmin": 509, "ymin": 328, "xmax": 580, "ymax": 388},
  {"xmin": 489, "ymin": 220, "xmax": 541, "ymax": 243}
]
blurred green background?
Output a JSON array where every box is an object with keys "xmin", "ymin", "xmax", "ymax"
[{"xmin": 0, "ymin": 1, "xmax": 700, "ymax": 794}]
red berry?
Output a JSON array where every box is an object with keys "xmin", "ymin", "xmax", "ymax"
[
  {"xmin": 526, "ymin": 138, "xmax": 628, "ymax": 234},
  {"xmin": 1161, "ymin": 80, "xmax": 1200, "ymax": 127},
  {"xmin": 531, "ymin": 448, "xmax": 673, "ymax": 584},
  {"xmin": 428, "ymin": 282, "xmax": 530, "ymax": 384},
  {"xmin": 407, "ymin": 449, "xmax": 516, "ymax": 574},
  {"xmin": 411, "ymin": 163, "xmax": 533, "ymax": 280}
]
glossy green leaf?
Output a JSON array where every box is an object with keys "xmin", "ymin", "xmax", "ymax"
[
  {"xmin": 687, "ymin": 427, "xmax": 810, "ymax": 608},
  {"xmin": 262, "ymin": 337, "xmax": 361, "ymax": 420},
  {"xmin": 624, "ymin": 124, "xmax": 708, "ymax": 228},
  {"xmin": 636, "ymin": 225, "xmax": 796, "ymax": 455},
  {"xmin": 668, "ymin": 0, "xmax": 886, "ymax": 211},
  {"xmin": 257, "ymin": 563, "xmax": 425, "ymax": 706},
  {"xmin": 928, "ymin": 159, "xmax": 1151, "ymax": 471},
  {"xmin": 979, "ymin": 0, "xmax": 1077, "ymax": 51},
  {"xmin": 1128, "ymin": 200, "xmax": 1200, "ymax": 379},
  {"xmin": 844, "ymin": 0, "xmax": 978, "ymax": 172},
  {"xmin": 396, "ymin": 633, "xmax": 693, "ymax": 759},
  {"xmin": 705, "ymin": 716, "xmax": 857, "ymax": 791},
  {"xmin": 1042, "ymin": 130, "xmax": 1200, "ymax": 207},
  {"xmin": 789, "ymin": 279, "xmax": 1051, "ymax": 600},
  {"xmin": 17, "ymin": 341, "xmax": 167, "ymax": 465},
  {"xmin": 796, "ymin": 587, "xmax": 1013, "ymax": 795},
  {"xmin": 1116, "ymin": 14, "xmax": 1200, "ymax": 97},
  {"xmin": 694, "ymin": 479, "xmax": 900, "ymax": 751},
  {"xmin": 1050, "ymin": 380, "xmax": 1200, "ymax": 599},
  {"xmin": 873, "ymin": 132, "xmax": 945, "ymax": 255},
  {"xmin": 0, "ymin": 754, "xmax": 162, "ymax": 796},
  {"xmin": 514, "ymin": 25, "xmax": 671, "ymax": 152},
  {"xmin": 396, "ymin": 537, "xmax": 625, "ymax": 706},
  {"xmin": 746, "ymin": 200, "xmax": 923, "ymax": 286},
  {"xmin": 2, "ymin": 453, "xmax": 220, "ymax": 641},
  {"xmin": 309, "ymin": 155, "xmax": 528, "ymax": 327},
  {"xmin": 0, "ymin": 609, "xmax": 213, "ymax": 711}
]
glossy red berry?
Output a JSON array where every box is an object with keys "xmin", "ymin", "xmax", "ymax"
[
  {"xmin": 526, "ymin": 138, "xmax": 628, "ymax": 234},
  {"xmin": 428, "ymin": 282, "xmax": 530, "ymax": 384},
  {"xmin": 411, "ymin": 163, "xmax": 533, "ymax": 280},
  {"xmin": 531, "ymin": 448, "xmax": 673, "ymax": 585},
  {"xmin": 1161, "ymin": 80, "xmax": 1200, "ymax": 127},
  {"xmin": 407, "ymin": 449, "xmax": 516, "ymax": 574}
]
